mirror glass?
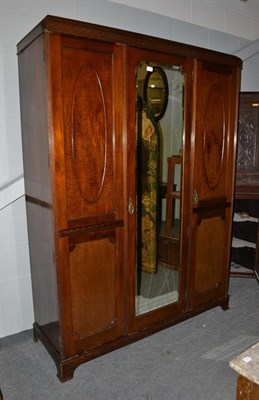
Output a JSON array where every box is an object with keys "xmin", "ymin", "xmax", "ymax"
[{"xmin": 135, "ymin": 61, "xmax": 184, "ymax": 316}]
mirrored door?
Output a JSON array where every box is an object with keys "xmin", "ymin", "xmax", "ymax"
[{"xmin": 134, "ymin": 61, "xmax": 184, "ymax": 316}]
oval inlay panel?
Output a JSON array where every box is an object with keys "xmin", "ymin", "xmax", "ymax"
[
  {"xmin": 203, "ymin": 85, "xmax": 225, "ymax": 189},
  {"xmin": 71, "ymin": 65, "xmax": 107, "ymax": 203}
]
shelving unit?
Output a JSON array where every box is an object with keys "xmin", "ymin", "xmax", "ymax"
[
  {"xmin": 231, "ymin": 203, "xmax": 259, "ymax": 277},
  {"xmin": 230, "ymin": 92, "xmax": 259, "ymax": 279}
]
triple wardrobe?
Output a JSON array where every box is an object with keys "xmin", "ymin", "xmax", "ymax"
[{"xmin": 17, "ymin": 15, "xmax": 242, "ymax": 381}]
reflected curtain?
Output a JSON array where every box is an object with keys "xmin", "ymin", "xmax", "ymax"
[{"xmin": 136, "ymin": 95, "xmax": 160, "ymax": 273}]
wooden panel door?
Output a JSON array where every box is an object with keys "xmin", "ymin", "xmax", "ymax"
[
  {"xmin": 188, "ymin": 60, "xmax": 240, "ymax": 309},
  {"xmin": 51, "ymin": 35, "xmax": 126, "ymax": 356}
]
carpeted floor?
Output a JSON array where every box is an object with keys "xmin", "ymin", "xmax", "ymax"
[{"xmin": 0, "ymin": 277, "xmax": 258, "ymax": 400}]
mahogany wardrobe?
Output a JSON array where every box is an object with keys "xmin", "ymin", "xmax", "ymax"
[{"xmin": 17, "ymin": 15, "xmax": 242, "ymax": 381}]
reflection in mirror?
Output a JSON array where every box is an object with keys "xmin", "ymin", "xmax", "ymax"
[
  {"xmin": 143, "ymin": 66, "xmax": 169, "ymax": 120},
  {"xmin": 135, "ymin": 61, "xmax": 184, "ymax": 316}
]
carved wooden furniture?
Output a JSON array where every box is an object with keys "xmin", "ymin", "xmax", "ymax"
[
  {"xmin": 235, "ymin": 92, "xmax": 259, "ymax": 197},
  {"xmin": 231, "ymin": 93, "xmax": 259, "ymax": 279},
  {"xmin": 235, "ymin": 375, "xmax": 259, "ymax": 399},
  {"xmin": 230, "ymin": 342, "xmax": 259, "ymax": 400},
  {"xmin": 17, "ymin": 15, "xmax": 241, "ymax": 381}
]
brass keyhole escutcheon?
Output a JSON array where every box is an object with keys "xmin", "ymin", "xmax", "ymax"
[
  {"xmin": 128, "ymin": 197, "xmax": 134, "ymax": 215},
  {"xmin": 193, "ymin": 189, "xmax": 199, "ymax": 205}
]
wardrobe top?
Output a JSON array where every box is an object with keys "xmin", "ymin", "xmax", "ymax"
[{"xmin": 17, "ymin": 14, "xmax": 242, "ymax": 68}]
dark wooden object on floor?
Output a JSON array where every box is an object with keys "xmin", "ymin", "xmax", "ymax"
[
  {"xmin": 236, "ymin": 375, "xmax": 259, "ymax": 399},
  {"xmin": 231, "ymin": 92, "xmax": 259, "ymax": 279},
  {"xmin": 235, "ymin": 92, "xmax": 259, "ymax": 197},
  {"xmin": 230, "ymin": 342, "xmax": 259, "ymax": 400},
  {"xmin": 17, "ymin": 15, "xmax": 241, "ymax": 381}
]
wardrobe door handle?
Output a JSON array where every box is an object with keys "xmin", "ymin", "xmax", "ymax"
[{"xmin": 128, "ymin": 197, "xmax": 134, "ymax": 215}]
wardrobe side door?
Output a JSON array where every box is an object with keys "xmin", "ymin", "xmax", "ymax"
[
  {"xmin": 58, "ymin": 37, "xmax": 125, "ymax": 355},
  {"xmin": 188, "ymin": 60, "xmax": 240, "ymax": 309}
]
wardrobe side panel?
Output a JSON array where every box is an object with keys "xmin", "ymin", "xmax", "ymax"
[{"xmin": 18, "ymin": 34, "xmax": 61, "ymax": 352}]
